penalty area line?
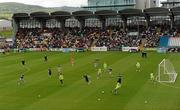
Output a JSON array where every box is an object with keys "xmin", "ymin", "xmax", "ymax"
[{"xmin": 159, "ymin": 82, "xmax": 180, "ymax": 90}]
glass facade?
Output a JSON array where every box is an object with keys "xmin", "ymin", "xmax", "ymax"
[
  {"xmin": 161, "ymin": 0, "xmax": 180, "ymax": 8},
  {"xmin": 84, "ymin": 0, "xmax": 136, "ymax": 11}
]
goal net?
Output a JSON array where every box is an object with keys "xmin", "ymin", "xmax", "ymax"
[{"xmin": 158, "ymin": 59, "xmax": 178, "ymax": 83}]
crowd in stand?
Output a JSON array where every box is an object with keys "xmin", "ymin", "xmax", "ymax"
[
  {"xmin": 16, "ymin": 27, "xmax": 96, "ymax": 49},
  {"xmin": 15, "ymin": 25, "xmax": 170, "ymax": 50},
  {"xmin": 0, "ymin": 38, "xmax": 12, "ymax": 50}
]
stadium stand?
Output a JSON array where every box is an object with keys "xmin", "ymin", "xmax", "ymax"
[{"xmin": 11, "ymin": 7, "xmax": 180, "ymax": 51}]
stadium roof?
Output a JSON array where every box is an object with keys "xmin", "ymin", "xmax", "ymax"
[
  {"xmin": 119, "ymin": 8, "xmax": 143, "ymax": 17},
  {"xmin": 51, "ymin": 11, "xmax": 71, "ymax": 17},
  {"xmin": 72, "ymin": 10, "xmax": 93, "ymax": 17},
  {"xmin": 171, "ymin": 6, "xmax": 180, "ymax": 16},
  {"xmin": 13, "ymin": 7, "xmax": 180, "ymax": 20},
  {"xmin": 30, "ymin": 12, "xmax": 50, "ymax": 17},
  {"xmin": 144, "ymin": 7, "xmax": 169, "ymax": 16},
  {"xmin": 95, "ymin": 10, "xmax": 117, "ymax": 16},
  {"xmin": 13, "ymin": 13, "xmax": 29, "ymax": 18}
]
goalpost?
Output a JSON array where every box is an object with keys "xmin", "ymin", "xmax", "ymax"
[{"xmin": 158, "ymin": 59, "xmax": 178, "ymax": 83}]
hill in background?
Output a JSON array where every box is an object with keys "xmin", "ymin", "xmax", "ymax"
[{"xmin": 0, "ymin": 2, "xmax": 83, "ymax": 19}]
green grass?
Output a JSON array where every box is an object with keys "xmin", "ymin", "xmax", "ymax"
[
  {"xmin": 0, "ymin": 52, "xmax": 180, "ymax": 110},
  {"xmin": 0, "ymin": 13, "xmax": 12, "ymax": 20},
  {"xmin": 0, "ymin": 29, "xmax": 13, "ymax": 38}
]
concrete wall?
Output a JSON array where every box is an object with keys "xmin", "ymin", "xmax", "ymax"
[{"xmin": 135, "ymin": 0, "xmax": 159, "ymax": 9}]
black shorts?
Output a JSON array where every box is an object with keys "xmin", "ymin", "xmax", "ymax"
[
  {"xmin": 142, "ymin": 52, "xmax": 147, "ymax": 57},
  {"xmin": 85, "ymin": 78, "xmax": 89, "ymax": 82}
]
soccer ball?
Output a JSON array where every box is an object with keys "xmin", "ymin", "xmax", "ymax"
[
  {"xmin": 101, "ymin": 91, "xmax": 104, "ymax": 94},
  {"xmin": 98, "ymin": 98, "xmax": 101, "ymax": 101}
]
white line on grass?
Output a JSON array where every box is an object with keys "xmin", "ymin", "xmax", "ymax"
[{"xmin": 160, "ymin": 83, "xmax": 180, "ymax": 90}]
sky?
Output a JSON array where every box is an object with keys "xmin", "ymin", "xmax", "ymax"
[{"xmin": 0, "ymin": 0, "xmax": 167, "ymax": 7}]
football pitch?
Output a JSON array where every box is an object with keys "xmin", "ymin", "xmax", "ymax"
[{"xmin": 0, "ymin": 52, "xmax": 180, "ymax": 110}]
